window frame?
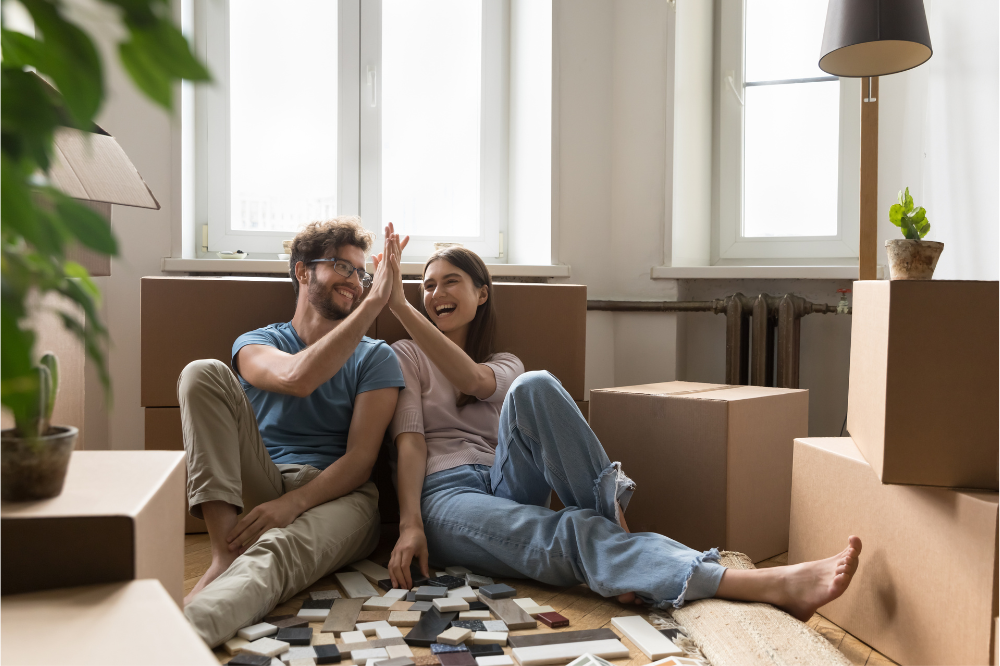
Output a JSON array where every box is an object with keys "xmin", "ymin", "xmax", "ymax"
[
  {"xmin": 197, "ymin": 0, "xmax": 507, "ymax": 259},
  {"xmin": 716, "ymin": 0, "xmax": 861, "ymax": 263}
]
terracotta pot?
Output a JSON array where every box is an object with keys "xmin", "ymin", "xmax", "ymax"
[
  {"xmin": 885, "ymin": 239, "xmax": 944, "ymax": 280},
  {"xmin": 1, "ymin": 426, "xmax": 77, "ymax": 501}
]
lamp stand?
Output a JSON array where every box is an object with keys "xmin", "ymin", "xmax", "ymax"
[{"xmin": 859, "ymin": 75, "xmax": 879, "ymax": 280}]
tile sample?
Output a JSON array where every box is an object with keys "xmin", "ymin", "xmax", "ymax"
[
  {"xmin": 416, "ymin": 586, "xmax": 448, "ymax": 601},
  {"xmin": 288, "ymin": 660, "xmax": 316, "ymax": 666},
  {"xmin": 312, "ymin": 633, "xmax": 337, "ymax": 646},
  {"xmin": 229, "ymin": 655, "xmax": 273, "ymax": 666},
  {"xmin": 297, "ymin": 608, "xmax": 330, "ymax": 621},
  {"xmin": 564, "ymin": 655, "xmax": 614, "ymax": 666},
  {"xmin": 349, "ymin": 560, "xmax": 393, "ymax": 584},
  {"xmin": 240, "ymin": 622, "xmax": 280, "ymax": 641},
  {"xmin": 414, "ymin": 657, "xmax": 441, "ymax": 666},
  {"xmin": 404, "ymin": 608, "xmax": 459, "ymax": 648},
  {"xmin": 337, "ymin": 641, "xmax": 373, "ymax": 657},
  {"xmin": 379, "ymin": 658, "xmax": 415, "ymax": 666},
  {"xmin": 511, "ymin": 599, "xmax": 537, "ymax": 610},
  {"xmin": 352, "ymin": 648, "xmax": 390, "ymax": 661},
  {"xmin": 340, "ymin": 630, "xmax": 367, "ymax": 644},
  {"xmin": 472, "ymin": 632, "xmax": 507, "ymax": 646},
  {"xmin": 431, "ymin": 643, "xmax": 470, "ymax": 654},
  {"xmin": 383, "ymin": 588, "xmax": 409, "ymax": 601},
  {"xmin": 276, "ymin": 627, "xmax": 314, "ymax": 645},
  {"xmin": 475, "ymin": 657, "xmax": 513, "ymax": 666},
  {"xmin": 313, "ymin": 645, "xmax": 342, "ymax": 665},
  {"xmin": 478, "ymin": 585, "xmax": 515, "ymax": 600},
  {"xmin": 379, "ymin": 579, "xmax": 396, "ymax": 592},
  {"xmin": 375, "ymin": 625, "xmax": 404, "ymax": 639},
  {"xmin": 468, "ymin": 644, "xmax": 504, "ymax": 658},
  {"xmin": 304, "ymin": 598, "xmax": 337, "ymax": 610},
  {"xmin": 436, "ymin": 626, "xmax": 473, "ymax": 645},
  {"xmin": 357, "ymin": 620, "xmax": 393, "ymax": 636},
  {"xmin": 481, "ymin": 621, "xmax": 507, "ymax": 633},
  {"xmin": 437, "ymin": 652, "xmax": 476, "ymax": 666},
  {"xmin": 450, "ymin": 620, "xmax": 486, "ymax": 632},
  {"xmin": 510, "ymin": 639, "xmax": 629, "ymax": 666},
  {"xmin": 520, "ymin": 606, "xmax": 555, "ymax": 618},
  {"xmin": 335, "ymin": 571, "xmax": 380, "ymax": 599},
  {"xmin": 436, "ymin": 572, "xmax": 448, "ymax": 577},
  {"xmin": 506, "ymin": 629, "xmax": 618, "ymax": 649},
  {"xmin": 409, "ymin": 601, "xmax": 433, "ymax": 612},
  {"xmin": 364, "ymin": 659, "xmax": 385, "ymax": 666},
  {"xmin": 389, "ymin": 611, "xmax": 422, "ymax": 626},
  {"xmin": 280, "ymin": 646, "xmax": 317, "ymax": 661},
  {"xmin": 311, "ymin": 590, "xmax": 343, "ymax": 601},
  {"xmin": 610, "ymin": 616, "xmax": 684, "ymax": 660},
  {"xmin": 646, "ymin": 658, "xmax": 702, "ymax": 666},
  {"xmin": 386, "ymin": 644, "xmax": 414, "ymax": 659},
  {"xmin": 226, "ymin": 636, "xmax": 252, "ymax": 655},
  {"xmin": 389, "ymin": 600, "xmax": 414, "ymax": 612},
  {"xmin": 358, "ymin": 611, "xmax": 391, "ymax": 623},
  {"xmin": 537, "ymin": 612, "xmax": 569, "ymax": 628},
  {"xmin": 475, "ymin": 593, "xmax": 536, "ymax": 631},
  {"xmin": 467, "ymin": 601, "xmax": 489, "ymax": 612},
  {"xmin": 464, "ymin": 574, "xmax": 494, "ymax": 588},
  {"xmin": 444, "ymin": 566, "xmax": 472, "ymax": 577},
  {"xmin": 446, "ymin": 586, "xmax": 478, "ymax": 602},
  {"xmin": 433, "ymin": 597, "xmax": 470, "ymax": 613},
  {"xmin": 370, "ymin": 637, "xmax": 407, "ymax": 649},
  {"xmin": 321, "ymin": 598, "xmax": 364, "ymax": 635},
  {"xmin": 458, "ymin": 611, "xmax": 491, "ymax": 621},
  {"xmin": 428, "ymin": 575, "xmax": 467, "ymax": 590},
  {"xmin": 364, "ymin": 596, "xmax": 398, "ymax": 610},
  {"xmin": 272, "ymin": 616, "xmax": 311, "ymax": 630},
  {"xmin": 243, "ymin": 637, "xmax": 292, "ymax": 657},
  {"xmin": 406, "ymin": 591, "xmax": 418, "ymax": 602}
]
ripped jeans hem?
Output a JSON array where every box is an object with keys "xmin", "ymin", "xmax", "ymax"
[
  {"xmin": 659, "ymin": 547, "xmax": 724, "ymax": 609},
  {"xmin": 594, "ymin": 461, "xmax": 636, "ymax": 524}
]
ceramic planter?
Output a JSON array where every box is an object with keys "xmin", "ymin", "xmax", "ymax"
[
  {"xmin": 1, "ymin": 426, "xmax": 77, "ymax": 501},
  {"xmin": 885, "ymin": 239, "xmax": 944, "ymax": 280}
]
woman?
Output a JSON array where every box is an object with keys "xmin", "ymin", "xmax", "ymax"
[{"xmin": 380, "ymin": 224, "xmax": 860, "ymax": 619}]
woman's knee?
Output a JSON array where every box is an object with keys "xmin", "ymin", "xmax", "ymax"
[{"xmin": 509, "ymin": 370, "xmax": 564, "ymax": 401}]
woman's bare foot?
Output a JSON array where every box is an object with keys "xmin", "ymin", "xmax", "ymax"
[
  {"xmin": 615, "ymin": 501, "xmax": 643, "ymax": 605},
  {"xmin": 183, "ymin": 549, "xmax": 240, "ymax": 606},
  {"xmin": 773, "ymin": 536, "xmax": 862, "ymax": 621}
]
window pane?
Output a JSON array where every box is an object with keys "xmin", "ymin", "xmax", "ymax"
[
  {"xmin": 743, "ymin": 81, "xmax": 839, "ymax": 237},
  {"xmin": 745, "ymin": 0, "xmax": 828, "ymax": 82},
  {"xmin": 382, "ymin": 0, "xmax": 481, "ymax": 238},
  {"xmin": 229, "ymin": 1, "xmax": 337, "ymax": 232}
]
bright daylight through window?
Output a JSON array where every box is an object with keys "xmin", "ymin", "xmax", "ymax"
[{"xmin": 743, "ymin": 0, "xmax": 838, "ymax": 238}]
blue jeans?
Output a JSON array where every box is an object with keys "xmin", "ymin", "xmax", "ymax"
[{"xmin": 420, "ymin": 371, "xmax": 726, "ymax": 609}]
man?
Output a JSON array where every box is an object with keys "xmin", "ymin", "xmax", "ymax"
[{"xmin": 179, "ymin": 217, "xmax": 405, "ymax": 646}]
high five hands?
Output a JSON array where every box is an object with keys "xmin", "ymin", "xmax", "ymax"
[{"xmin": 370, "ymin": 223, "xmax": 410, "ymax": 309}]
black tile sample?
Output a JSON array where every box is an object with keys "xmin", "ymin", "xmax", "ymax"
[
  {"xmin": 275, "ymin": 626, "xmax": 313, "ymax": 645},
  {"xmin": 469, "ymin": 643, "xmax": 505, "ymax": 657},
  {"xmin": 314, "ymin": 644, "xmax": 343, "ymax": 664},
  {"xmin": 228, "ymin": 655, "xmax": 272, "ymax": 666},
  {"xmin": 427, "ymin": 575, "xmax": 466, "ymax": 589},
  {"xmin": 430, "ymin": 643, "xmax": 470, "ymax": 654},
  {"xmin": 404, "ymin": 608, "xmax": 459, "ymax": 647},
  {"xmin": 450, "ymin": 620, "xmax": 486, "ymax": 632},
  {"xmin": 302, "ymin": 598, "xmax": 336, "ymax": 610},
  {"xmin": 467, "ymin": 601, "xmax": 488, "ymax": 611}
]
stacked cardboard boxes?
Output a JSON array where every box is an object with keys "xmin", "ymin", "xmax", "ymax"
[{"xmin": 789, "ymin": 280, "xmax": 999, "ymax": 666}]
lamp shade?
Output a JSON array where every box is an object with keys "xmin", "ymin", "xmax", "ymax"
[{"xmin": 819, "ymin": 0, "xmax": 932, "ymax": 77}]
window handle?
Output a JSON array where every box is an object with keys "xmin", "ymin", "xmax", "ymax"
[
  {"xmin": 367, "ymin": 66, "xmax": 377, "ymax": 107},
  {"xmin": 726, "ymin": 71, "xmax": 744, "ymax": 106}
]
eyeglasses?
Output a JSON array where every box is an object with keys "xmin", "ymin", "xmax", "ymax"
[{"xmin": 308, "ymin": 257, "xmax": 373, "ymax": 288}]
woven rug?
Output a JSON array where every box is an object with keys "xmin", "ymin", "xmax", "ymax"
[{"xmin": 652, "ymin": 551, "xmax": 852, "ymax": 666}]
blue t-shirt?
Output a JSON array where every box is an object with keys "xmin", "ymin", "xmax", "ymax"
[{"xmin": 232, "ymin": 322, "xmax": 405, "ymax": 470}]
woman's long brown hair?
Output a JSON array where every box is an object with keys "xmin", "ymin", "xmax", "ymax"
[{"xmin": 420, "ymin": 247, "xmax": 497, "ymax": 407}]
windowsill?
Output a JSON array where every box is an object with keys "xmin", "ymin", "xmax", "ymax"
[
  {"xmin": 650, "ymin": 265, "xmax": 883, "ymax": 280},
  {"xmin": 161, "ymin": 257, "xmax": 571, "ymax": 278}
]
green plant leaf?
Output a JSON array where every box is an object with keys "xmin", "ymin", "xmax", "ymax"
[
  {"xmin": 53, "ymin": 193, "xmax": 118, "ymax": 255},
  {"xmin": 62, "ymin": 260, "xmax": 101, "ymax": 303},
  {"xmin": 127, "ymin": 21, "xmax": 210, "ymax": 81},
  {"xmin": 903, "ymin": 187, "xmax": 914, "ymax": 214},
  {"xmin": 118, "ymin": 38, "xmax": 173, "ymax": 108},
  {"xmin": 1, "ymin": 69, "xmax": 59, "ymax": 169},
  {"xmin": 1, "ymin": 28, "xmax": 45, "ymax": 68},
  {"xmin": 39, "ymin": 352, "xmax": 59, "ymax": 423},
  {"xmin": 889, "ymin": 203, "xmax": 904, "ymax": 226},
  {"xmin": 910, "ymin": 207, "xmax": 926, "ymax": 224},
  {"xmin": 917, "ymin": 219, "xmax": 930, "ymax": 238}
]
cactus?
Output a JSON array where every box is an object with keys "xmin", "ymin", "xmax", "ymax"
[
  {"xmin": 14, "ymin": 353, "xmax": 60, "ymax": 439},
  {"xmin": 889, "ymin": 187, "xmax": 931, "ymax": 240}
]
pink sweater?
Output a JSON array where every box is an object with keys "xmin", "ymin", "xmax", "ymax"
[{"xmin": 389, "ymin": 339, "xmax": 525, "ymax": 476}]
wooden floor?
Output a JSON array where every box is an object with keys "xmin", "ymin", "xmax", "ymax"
[{"xmin": 185, "ymin": 533, "xmax": 897, "ymax": 666}]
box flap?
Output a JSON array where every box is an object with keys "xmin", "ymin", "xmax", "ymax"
[
  {"xmin": 592, "ymin": 381, "xmax": 738, "ymax": 396},
  {"xmin": 684, "ymin": 385, "xmax": 808, "ymax": 402},
  {"xmin": 48, "ymin": 127, "xmax": 160, "ymax": 209},
  {"xmin": 794, "ymin": 436, "xmax": 869, "ymax": 464}
]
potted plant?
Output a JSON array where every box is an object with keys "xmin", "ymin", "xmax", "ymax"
[
  {"xmin": 885, "ymin": 187, "xmax": 944, "ymax": 279},
  {"xmin": 1, "ymin": 353, "xmax": 77, "ymax": 500}
]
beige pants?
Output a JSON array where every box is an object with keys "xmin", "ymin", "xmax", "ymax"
[{"xmin": 178, "ymin": 359, "xmax": 380, "ymax": 647}]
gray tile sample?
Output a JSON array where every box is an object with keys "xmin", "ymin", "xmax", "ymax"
[
  {"xmin": 409, "ymin": 601, "xmax": 433, "ymax": 612},
  {"xmin": 478, "ymin": 584, "xmax": 515, "ymax": 600},
  {"xmin": 430, "ymin": 643, "xmax": 470, "ymax": 654},
  {"xmin": 482, "ymin": 621, "xmax": 507, "ymax": 633},
  {"xmin": 311, "ymin": 590, "xmax": 343, "ymax": 601},
  {"xmin": 464, "ymin": 574, "xmax": 494, "ymax": 588},
  {"xmin": 475, "ymin": 593, "xmax": 535, "ymax": 631},
  {"xmin": 229, "ymin": 655, "xmax": 272, "ymax": 666},
  {"xmin": 437, "ymin": 652, "xmax": 476, "ymax": 666},
  {"xmin": 320, "ymin": 598, "xmax": 364, "ymax": 634},
  {"xmin": 415, "ymin": 586, "xmax": 448, "ymax": 601},
  {"xmin": 269, "ymin": 616, "xmax": 310, "ymax": 629},
  {"xmin": 403, "ymin": 608, "xmax": 459, "ymax": 647},
  {"xmin": 505, "ymin": 628, "xmax": 619, "ymax": 648},
  {"xmin": 406, "ymin": 591, "xmax": 418, "ymax": 602}
]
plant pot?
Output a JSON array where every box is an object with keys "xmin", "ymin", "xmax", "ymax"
[
  {"xmin": 1, "ymin": 426, "xmax": 77, "ymax": 501},
  {"xmin": 885, "ymin": 239, "xmax": 944, "ymax": 280}
]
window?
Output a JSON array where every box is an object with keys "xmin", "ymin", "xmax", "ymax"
[
  {"xmin": 198, "ymin": 0, "xmax": 527, "ymax": 260},
  {"xmin": 717, "ymin": 0, "xmax": 860, "ymax": 262}
]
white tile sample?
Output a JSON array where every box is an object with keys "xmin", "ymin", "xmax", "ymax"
[
  {"xmin": 375, "ymin": 625, "xmax": 404, "ymax": 639},
  {"xmin": 647, "ymin": 658, "xmax": 702, "ymax": 666},
  {"xmin": 565, "ymin": 655, "xmax": 614, "ymax": 666},
  {"xmin": 432, "ymin": 597, "xmax": 470, "ymax": 613},
  {"xmin": 366, "ymin": 659, "xmax": 387, "ymax": 666},
  {"xmin": 239, "ymin": 622, "xmax": 279, "ymax": 641},
  {"xmin": 472, "ymin": 632, "xmax": 507, "ymax": 646},
  {"xmin": 520, "ymin": 605, "xmax": 555, "ymax": 618},
  {"xmin": 436, "ymin": 626, "xmax": 473, "ymax": 645},
  {"xmin": 388, "ymin": 611, "xmax": 422, "ymax": 626},
  {"xmin": 336, "ymin": 571, "xmax": 380, "ymax": 599},
  {"xmin": 340, "ymin": 630, "xmax": 367, "ymax": 644},
  {"xmin": 280, "ymin": 646, "xmax": 317, "ymax": 662},
  {"xmin": 610, "ymin": 616, "xmax": 684, "ymax": 660},
  {"xmin": 459, "ymin": 611, "xmax": 492, "ymax": 620},
  {"xmin": 225, "ymin": 636, "xmax": 251, "ymax": 655},
  {"xmin": 476, "ymin": 657, "xmax": 514, "ymax": 666},
  {"xmin": 349, "ymin": 559, "xmax": 392, "ymax": 584},
  {"xmin": 242, "ymin": 637, "xmax": 292, "ymax": 657},
  {"xmin": 364, "ymin": 596, "xmax": 397, "ymax": 610},
  {"xmin": 356, "ymin": 620, "xmax": 392, "ymax": 636},
  {"xmin": 482, "ymin": 621, "xmax": 508, "ymax": 633},
  {"xmin": 435, "ymin": 571, "xmax": 447, "ymax": 577},
  {"xmin": 386, "ymin": 644, "xmax": 414, "ymax": 659},
  {"xmin": 510, "ymin": 639, "xmax": 630, "ymax": 666},
  {"xmin": 447, "ymin": 586, "xmax": 479, "ymax": 602},
  {"xmin": 289, "ymin": 660, "xmax": 317, "ymax": 666},
  {"xmin": 383, "ymin": 588, "xmax": 409, "ymax": 601},
  {"xmin": 353, "ymin": 648, "xmax": 390, "ymax": 661},
  {"xmin": 297, "ymin": 608, "xmax": 330, "ymax": 621},
  {"xmin": 512, "ymin": 598, "xmax": 537, "ymax": 610}
]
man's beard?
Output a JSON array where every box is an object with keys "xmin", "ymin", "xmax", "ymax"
[{"xmin": 308, "ymin": 278, "xmax": 358, "ymax": 321}]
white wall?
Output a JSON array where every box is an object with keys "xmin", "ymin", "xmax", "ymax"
[{"xmin": 83, "ymin": 0, "xmax": 997, "ymax": 446}]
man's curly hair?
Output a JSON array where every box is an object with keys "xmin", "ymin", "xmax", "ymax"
[{"xmin": 289, "ymin": 217, "xmax": 374, "ymax": 298}]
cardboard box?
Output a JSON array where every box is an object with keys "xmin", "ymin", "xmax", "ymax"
[
  {"xmin": 847, "ymin": 280, "xmax": 998, "ymax": 489},
  {"xmin": 145, "ymin": 407, "xmax": 206, "ymax": 534},
  {"xmin": 0, "ymin": 579, "xmax": 217, "ymax": 665},
  {"xmin": 590, "ymin": 382, "xmax": 808, "ymax": 563},
  {"xmin": 1, "ymin": 451, "xmax": 186, "ymax": 605},
  {"xmin": 788, "ymin": 437, "xmax": 999, "ymax": 666}
]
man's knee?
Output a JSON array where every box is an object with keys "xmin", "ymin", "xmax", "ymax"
[{"xmin": 178, "ymin": 358, "xmax": 233, "ymax": 402}]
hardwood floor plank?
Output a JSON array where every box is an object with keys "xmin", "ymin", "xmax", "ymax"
[
  {"xmin": 839, "ymin": 634, "xmax": 873, "ymax": 666},
  {"xmin": 864, "ymin": 649, "xmax": 899, "ymax": 665}
]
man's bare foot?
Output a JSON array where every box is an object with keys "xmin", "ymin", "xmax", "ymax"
[
  {"xmin": 773, "ymin": 536, "xmax": 862, "ymax": 621},
  {"xmin": 183, "ymin": 549, "xmax": 240, "ymax": 606},
  {"xmin": 615, "ymin": 501, "xmax": 643, "ymax": 605}
]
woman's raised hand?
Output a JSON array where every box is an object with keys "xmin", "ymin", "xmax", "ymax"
[{"xmin": 385, "ymin": 222, "xmax": 410, "ymax": 313}]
